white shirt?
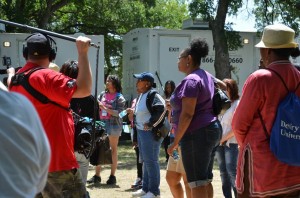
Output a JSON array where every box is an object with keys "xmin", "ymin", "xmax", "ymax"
[
  {"xmin": 135, "ymin": 91, "xmax": 151, "ymax": 130},
  {"xmin": 0, "ymin": 90, "xmax": 51, "ymax": 198},
  {"xmin": 219, "ymin": 99, "xmax": 239, "ymax": 146}
]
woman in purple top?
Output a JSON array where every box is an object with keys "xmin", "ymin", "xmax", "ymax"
[{"xmin": 167, "ymin": 38, "xmax": 222, "ymax": 198}]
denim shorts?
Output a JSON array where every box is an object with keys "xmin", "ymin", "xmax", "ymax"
[
  {"xmin": 180, "ymin": 120, "xmax": 222, "ymax": 188},
  {"xmin": 103, "ymin": 120, "xmax": 122, "ymax": 136}
]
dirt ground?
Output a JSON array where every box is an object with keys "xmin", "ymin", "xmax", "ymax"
[
  {"xmin": 86, "ymin": 140, "xmax": 224, "ymax": 198},
  {"xmin": 87, "ymin": 167, "xmax": 223, "ymax": 198}
]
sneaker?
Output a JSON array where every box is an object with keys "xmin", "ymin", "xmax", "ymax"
[
  {"xmin": 106, "ymin": 175, "xmax": 117, "ymax": 185},
  {"xmin": 132, "ymin": 189, "xmax": 146, "ymax": 197},
  {"xmin": 141, "ymin": 192, "xmax": 160, "ymax": 198},
  {"xmin": 131, "ymin": 178, "xmax": 142, "ymax": 189},
  {"xmin": 138, "ymin": 181, "xmax": 143, "ymax": 189},
  {"xmin": 86, "ymin": 175, "xmax": 101, "ymax": 184}
]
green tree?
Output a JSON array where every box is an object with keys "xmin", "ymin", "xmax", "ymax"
[
  {"xmin": 0, "ymin": 0, "xmax": 187, "ymax": 77},
  {"xmin": 0, "ymin": 0, "xmax": 79, "ymax": 31},
  {"xmin": 145, "ymin": 0, "xmax": 188, "ymax": 29},
  {"xmin": 253, "ymin": 0, "xmax": 300, "ymax": 34},
  {"xmin": 189, "ymin": 0, "xmax": 243, "ymax": 80},
  {"xmin": 51, "ymin": 0, "xmax": 188, "ymax": 76}
]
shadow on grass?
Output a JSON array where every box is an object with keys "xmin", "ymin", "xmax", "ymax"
[
  {"xmin": 86, "ymin": 183, "xmax": 120, "ymax": 189},
  {"xmin": 86, "ymin": 179, "xmax": 140, "ymax": 193},
  {"xmin": 88, "ymin": 139, "xmax": 218, "ymax": 172},
  {"xmin": 88, "ymin": 140, "xmax": 168, "ymax": 171}
]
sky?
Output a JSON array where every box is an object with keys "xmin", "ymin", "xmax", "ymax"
[{"xmin": 226, "ymin": 1, "xmax": 257, "ymax": 32}]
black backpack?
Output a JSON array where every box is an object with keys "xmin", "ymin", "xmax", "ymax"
[
  {"xmin": 212, "ymin": 85, "xmax": 231, "ymax": 115},
  {"xmin": 145, "ymin": 89, "xmax": 158, "ymax": 114},
  {"xmin": 144, "ymin": 90, "xmax": 170, "ymax": 139}
]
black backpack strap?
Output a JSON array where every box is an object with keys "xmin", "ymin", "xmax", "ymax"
[
  {"xmin": 22, "ymin": 67, "xmax": 51, "ymax": 104},
  {"xmin": 146, "ymin": 90, "xmax": 157, "ymax": 114},
  {"xmin": 267, "ymin": 67, "xmax": 300, "ymax": 93},
  {"xmin": 258, "ymin": 68, "xmax": 286, "ymax": 140},
  {"xmin": 266, "ymin": 68, "xmax": 289, "ymax": 93},
  {"xmin": 11, "ymin": 67, "xmax": 70, "ymax": 111},
  {"xmin": 267, "ymin": 68, "xmax": 300, "ymax": 92}
]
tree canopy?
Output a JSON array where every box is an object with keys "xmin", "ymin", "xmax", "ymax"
[
  {"xmin": 253, "ymin": 0, "xmax": 300, "ymax": 35},
  {"xmin": 2, "ymin": 0, "xmax": 300, "ymax": 80},
  {"xmin": 0, "ymin": 0, "xmax": 188, "ymax": 76},
  {"xmin": 188, "ymin": 0, "xmax": 300, "ymax": 80}
]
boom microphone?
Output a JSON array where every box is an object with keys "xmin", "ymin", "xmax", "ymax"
[
  {"xmin": 155, "ymin": 71, "xmax": 164, "ymax": 92},
  {"xmin": 0, "ymin": 19, "xmax": 99, "ymax": 48}
]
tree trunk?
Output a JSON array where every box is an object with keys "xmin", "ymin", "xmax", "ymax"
[
  {"xmin": 210, "ymin": 0, "xmax": 231, "ymax": 80},
  {"xmin": 37, "ymin": 0, "xmax": 69, "ymax": 28}
]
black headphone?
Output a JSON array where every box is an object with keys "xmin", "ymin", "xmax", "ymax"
[{"xmin": 23, "ymin": 33, "xmax": 57, "ymax": 61}]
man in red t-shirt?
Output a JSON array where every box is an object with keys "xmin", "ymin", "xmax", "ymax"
[{"xmin": 9, "ymin": 33, "xmax": 92, "ymax": 197}]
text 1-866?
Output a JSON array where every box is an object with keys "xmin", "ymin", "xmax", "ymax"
[{"xmin": 202, "ymin": 57, "xmax": 244, "ymax": 64}]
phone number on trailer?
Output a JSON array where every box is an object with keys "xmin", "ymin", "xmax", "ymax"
[{"xmin": 202, "ymin": 57, "xmax": 244, "ymax": 64}]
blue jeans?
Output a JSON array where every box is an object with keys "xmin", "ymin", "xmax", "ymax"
[
  {"xmin": 137, "ymin": 129, "xmax": 163, "ymax": 196},
  {"xmin": 181, "ymin": 120, "xmax": 222, "ymax": 188},
  {"xmin": 215, "ymin": 144, "xmax": 239, "ymax": 198}
]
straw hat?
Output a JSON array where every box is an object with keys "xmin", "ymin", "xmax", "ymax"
[{"xmin": 255, "ymin": 24, "xmax": 298, "ymax": 49}]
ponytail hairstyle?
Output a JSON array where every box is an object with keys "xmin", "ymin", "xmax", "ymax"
[
  {"xmin": 183, "ymin": 38, "xmax": 209, "ymax": 67},
  {"xmin": 60, "ymin": 60, "xmax": 78, "ymax": 79}
]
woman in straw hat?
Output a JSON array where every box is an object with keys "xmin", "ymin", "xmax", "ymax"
[{"xmin": 232, "ymin": 24, "xmax": 300, "ymax": 197}]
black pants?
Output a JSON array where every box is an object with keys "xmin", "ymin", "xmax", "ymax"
[{"xmin": 135, "ymin": 146, "xmax": 143, "ymax": 179}]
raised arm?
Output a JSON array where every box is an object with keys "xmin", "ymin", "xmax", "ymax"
[{"xmin": 72, "ymin": 36, "xmax": 92, "ymax": 98}]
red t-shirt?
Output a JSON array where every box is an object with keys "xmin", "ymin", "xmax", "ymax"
[{"xmin": 10, "ymin": 62, "xmax": 78, "ymax": 172}]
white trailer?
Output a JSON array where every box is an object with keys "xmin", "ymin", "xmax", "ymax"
[
  {"xmin": 123, "ymin": 28, "xmax": 260, "ymax": 98},
  {"xmin": 122, "ymin": 28, "xmax": 262, "ymax": 100},
  {"xmin": 0, "ymin": 33, "xmax": 105, "ymax": 94}
]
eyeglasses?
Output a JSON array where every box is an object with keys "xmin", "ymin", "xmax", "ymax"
[{"xmin": 177, "ymin": 55, "xmax": 187, "ymax": 60}]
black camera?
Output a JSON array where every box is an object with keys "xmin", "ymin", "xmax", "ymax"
[
  {"xmin": 2, "ymin": 56, "xmax": 11, "ymax": 67},
  {"xmin": 74, "ymin": 116, "xmax": 105, "ymax": 158}
]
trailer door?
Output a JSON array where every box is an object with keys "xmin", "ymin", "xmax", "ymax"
[{"xmin": 158, "ymin": 35, "xmax": 189, "ymax": 87}]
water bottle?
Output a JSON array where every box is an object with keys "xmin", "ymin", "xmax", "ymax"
[
  {"xmin": 172, "ymin": 150, "xmax": 180, "ymax": 162},
  {"xmin": 119, "ymin": 110, "xmax": 127, "ymax": 118}
]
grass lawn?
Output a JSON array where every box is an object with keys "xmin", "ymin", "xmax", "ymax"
[{"xmin": 87, "ymin": 140, "xmax": 223, "ymax": 198}]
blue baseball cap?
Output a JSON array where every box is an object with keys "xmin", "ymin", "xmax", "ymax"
[
  {"xmin": 133, "ymin": 72, "xmax": 156, "ymax": 88},
  {"xmin": 133, "ymin": 72, "xmax": 154, "ymax": 83}
]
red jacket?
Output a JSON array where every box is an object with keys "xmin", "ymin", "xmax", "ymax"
[{"xmin": 232, "ymin": 61, "xmax": 300, "ymax": 197}]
